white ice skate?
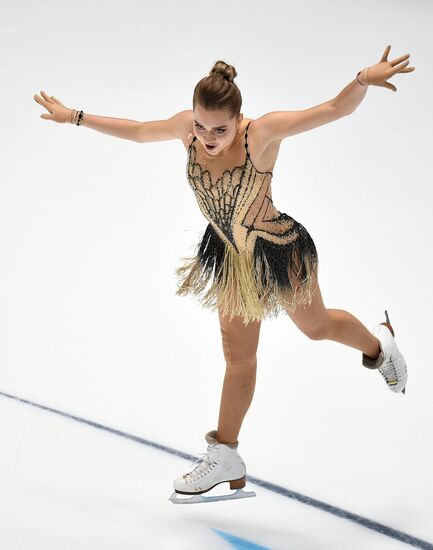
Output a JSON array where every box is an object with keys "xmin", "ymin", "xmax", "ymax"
[
  {"xmin": 169, "ymin": 430, "xmax": 256, "ymax": 504},
  {"xmin": 362, "ymin": 309, "xmax": 407, "ymax": 394}
]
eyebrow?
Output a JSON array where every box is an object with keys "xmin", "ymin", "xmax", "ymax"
[{"xmin": 194, "ymin": 119, "xmax": 228, "ymax": 129}]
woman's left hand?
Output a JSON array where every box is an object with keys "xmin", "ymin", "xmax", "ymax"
[{"xmin": 360, "ymin": 45, "xmax": 415, "ymax": 92}]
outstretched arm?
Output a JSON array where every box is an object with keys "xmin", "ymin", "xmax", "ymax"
[
  {"xmin": 255, "ymin": 45, "xmax": 415, "ymax": 146},
  {"xmin": 33, "ymin": 91, "xmax": 189, "ymax": 143}
]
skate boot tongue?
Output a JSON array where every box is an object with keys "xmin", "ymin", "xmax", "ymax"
[{"xmin": 205, "ymin": 430, "xmax": 239, "ymax": 449}]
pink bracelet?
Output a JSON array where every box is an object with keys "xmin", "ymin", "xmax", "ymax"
[{"xmin": 356, "ymin": 68, "xmax": 369, "ymax": 86}]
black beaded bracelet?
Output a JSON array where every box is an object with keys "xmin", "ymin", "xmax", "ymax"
[{"xmin": 70, "ymin": 109, "xmax": 84, "ymax": 125}]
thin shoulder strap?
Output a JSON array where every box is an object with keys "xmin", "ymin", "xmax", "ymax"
[
  {"xmin": 187, "ymin": 132, "xmax": 197, "ymax": 151},
  {"xmin": 244, "ymin": 121, "xmax": 252, "ymax": 158}
]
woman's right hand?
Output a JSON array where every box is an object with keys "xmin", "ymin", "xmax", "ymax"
[{"xmin": 33, "ymin": 90, "xmax": 73, "ymax": 123}]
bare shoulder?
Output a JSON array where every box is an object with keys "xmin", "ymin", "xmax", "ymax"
[
  {"xmin": 247, "ymin": 117, "xmax": 282, "ymax": 174},
  {"xmin": 173, "ymin": 110, "xmax": 194, "ymax": 151},
  {"xmin": 135, "ymin": 109, "xmax": 193, "ymax": 144}
]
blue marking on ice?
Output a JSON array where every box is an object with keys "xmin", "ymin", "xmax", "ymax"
[{"xmin": 212, "ymin": 528, "xmax": 271, "ymax": 549}]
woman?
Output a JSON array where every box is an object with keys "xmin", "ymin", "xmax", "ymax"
[{"xmin": 33, "ymin": 46, "xmax": 414, "ymax": 504}]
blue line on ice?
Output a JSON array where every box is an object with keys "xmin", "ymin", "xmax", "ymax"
[
  {"xmin": 1, "ymin": 390, "xmax": 432, "ymax": 550},
  {"xmin": 212, "ymin": 528, "xmax": 270, "ymax": 549}
]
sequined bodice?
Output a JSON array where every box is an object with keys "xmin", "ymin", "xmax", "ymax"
[{"xmin": 186, "ymin": 121, "xmax": 299, "ymax": 254}]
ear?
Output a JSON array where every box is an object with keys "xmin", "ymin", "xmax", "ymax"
[{"xmin": 237, "ymin": 112, "xmax": 243, "ymax": 126}]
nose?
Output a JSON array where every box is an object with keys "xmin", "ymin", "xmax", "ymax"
[{"xmin": 205, "ymin": 138, "xmax": 217, "ymax": 145}]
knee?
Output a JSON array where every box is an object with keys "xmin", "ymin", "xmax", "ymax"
[
  {"xmin": 220, "ymin": 331, "xmax": 257, "ymax": 368},
  {"xmin": 224, "ymin": 346, "xmax": 258, "ymax": 369},
  {"xmin": 300, "ymin": 322, "xmax": 330, "ymax": 341}
]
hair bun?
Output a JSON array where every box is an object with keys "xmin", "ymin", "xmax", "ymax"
[{"xmin": 209, "ymin": 60, "xmax": 237, "ymax": 83}]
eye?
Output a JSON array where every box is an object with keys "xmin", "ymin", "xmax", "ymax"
[{"xmin": 194, "ymin": 124, "xmax": 226, "ymax": 134}]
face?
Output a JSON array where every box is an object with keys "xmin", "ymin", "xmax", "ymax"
[{"xmin": 193, "ymin": 105, "xmax": 243, "ymax": 155}]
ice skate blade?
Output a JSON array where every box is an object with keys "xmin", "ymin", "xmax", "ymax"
[{"xmin": 169, "ymin": 488, "xmax": 256, "ymax": 504}]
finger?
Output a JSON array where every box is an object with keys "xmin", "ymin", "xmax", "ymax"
[
  {"xmin": 50, "ymin": 96, "xmax": 61, "ymax": 104},
  {"xmin": 391, "ymin": 60, "xmax": 410, "ymax": 74},
  {"xmin": 390, "ymin": 53, "xmax": 410, "ymax": 67},
  {"xmin": 399, "ymin": 67, "xmax": 416, "ymax": 73},
  {"xmin": 383, "ymin": 81, "xmax": 397, "ymax": 92},
  {"xmin": 33, "ymin": 93, "xmax": 51, "ymax": 111},
  {"xmin": 40, "ymin": 113, "xmax": 53, "ymax": 120},
  {"xmin": 40, "ymin": 90, "xmax": 53, "ymax": 103},
  {"xmin": 380, "ymin": 45, "xmax": 391, "ymax": 62}
]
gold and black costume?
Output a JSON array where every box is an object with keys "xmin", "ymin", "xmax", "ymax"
[{"xmin": 175, "ymin": 120, "xmax": 319, "ymax": 325}]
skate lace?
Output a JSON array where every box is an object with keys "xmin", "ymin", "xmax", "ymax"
[
  {"xmin": 184, "ymin": 447, "xmax": 218, "ymax": 482},
  {"xmin": 379, "ymin": 356, "xmax": 398, "ymax": 384}
]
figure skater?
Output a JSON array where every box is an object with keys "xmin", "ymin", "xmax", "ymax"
[{"xmin": 33, "ymin": 45, "xmax": 415, "ymax": 505}]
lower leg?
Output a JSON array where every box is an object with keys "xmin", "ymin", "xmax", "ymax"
[
  {"xmin": 286, "ymin": 279, "xmax": 381, "ymax": 361},
  {"xmin": 325, "ymin": 308, "xmax": 381, "ymax": 359},
  {"xmin": 216, "ymin": 361, "xmax": 257, "ymax": 445},
  {"xmin": 215, "ymin": 308, "xmax": 261, "ymax": 445}
]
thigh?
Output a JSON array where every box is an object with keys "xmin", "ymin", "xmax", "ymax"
[
  {"xmin": 218, "ymin": 306, "xmax": 261, "ymax": 365},
  {"xmin": 285, "ymin": 270, "xmax": 329, "ymax": 338}
]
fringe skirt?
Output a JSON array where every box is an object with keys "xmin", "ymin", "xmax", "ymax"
[{"xmin": 175, "ymin": 218, "xmax": 319, "ymax": 326}]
